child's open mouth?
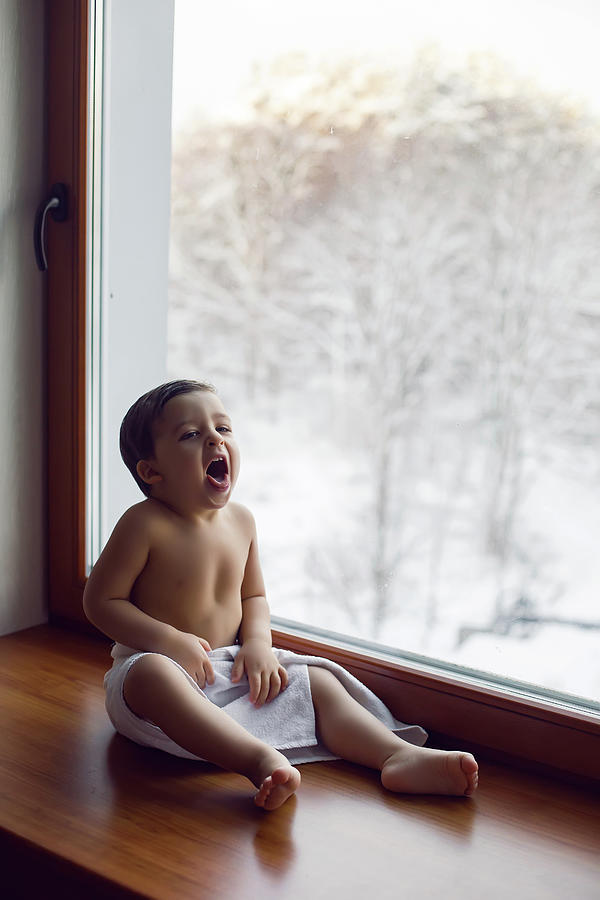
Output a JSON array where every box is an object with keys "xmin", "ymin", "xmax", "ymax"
[{"xmin": 205, "ymin": 456, "xmax": 230, "ymax": 491}]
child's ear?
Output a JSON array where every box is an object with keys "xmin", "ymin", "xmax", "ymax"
[{"xmin": 136, "ymin": 459, "xmax": 163, "ymax": 485}]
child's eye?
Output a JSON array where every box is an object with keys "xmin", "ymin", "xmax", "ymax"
[
  {"xmin": 181, "ymin": 431, "xmax": 199, "ymax": 440},
  {"xmin": 216, "ymin": 426, "xmax": 231, "ymax": 433}
]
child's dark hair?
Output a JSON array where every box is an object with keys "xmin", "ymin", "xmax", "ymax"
[{"xmin": 120, "ymin": 379, "xmax": 216, "ymax": 497}]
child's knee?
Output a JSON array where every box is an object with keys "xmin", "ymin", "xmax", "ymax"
[
  {"xmin": 307, "ymin": 665, "xmax": 341, "ymax": 698},
  {"xmin": 123, "ymin": 653, "xmax": 184, "ymax": 710},
  {"xmin": 126, "ymin": 652, "xmax": 174, "ymax": 681}
]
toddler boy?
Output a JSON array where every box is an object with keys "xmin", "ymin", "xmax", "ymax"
[{"xmin": 84, "ymin": 380, "xmax": 478, "ymax": 809}]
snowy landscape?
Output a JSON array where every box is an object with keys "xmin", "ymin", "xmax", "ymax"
[{"xmin": 167, "ymin": 4, "xmax": 600, "ymax": 704}]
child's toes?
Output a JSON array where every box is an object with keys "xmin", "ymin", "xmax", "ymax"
[
  {"xmin": 262, "ymin": 766, "xmax": 301, "ymax": 810},
  {"xmin": 460, "ymin": 754, "xmax": 479, "ymax": 795},
  {"xmin": 254, "ymin": 776, "xmax": 273, "ymax": 808}
]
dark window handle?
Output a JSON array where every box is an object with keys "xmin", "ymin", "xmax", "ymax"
[{"xmin": 34, "ymin": 183, "xmax": 69, "ymax": 271}]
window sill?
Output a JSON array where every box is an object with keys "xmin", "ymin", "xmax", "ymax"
[{"xmin": 4, "ymin": 624, "xmax": 599, "ymax": 899}]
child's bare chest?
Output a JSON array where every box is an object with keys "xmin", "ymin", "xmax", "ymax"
[
  {"xmin": 132, "ymin": 520, "xmax": 249, "ymax": 629},
  {"xmin": 155, "ymin": 530, "xmax": 246, "ymax": 593}
]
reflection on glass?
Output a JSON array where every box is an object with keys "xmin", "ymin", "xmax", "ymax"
[{"xmin": 168, "ymin": 0, "xmax": 600, "ymax": 701}]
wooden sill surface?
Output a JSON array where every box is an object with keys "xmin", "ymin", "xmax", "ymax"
[{"xmin": 1, "ymin": 625, "xmax": 599, "ymax": 900}]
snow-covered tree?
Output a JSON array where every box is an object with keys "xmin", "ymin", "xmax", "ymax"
[{"xmin": 169, "ymin": 47, "xmax": 600, "ymax": 642}]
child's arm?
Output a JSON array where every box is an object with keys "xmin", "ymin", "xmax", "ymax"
[
  {"xmin": 83, "ymin": 506, "xmax": 214, "ymax": 686},
  {"xmin": 230, "ymin": 511, "xmax": 288, "ymax": 706}
]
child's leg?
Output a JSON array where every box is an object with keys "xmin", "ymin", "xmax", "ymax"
[
  {"xmin": 308, "ymin": 667, "xmax": 478, "ymax": 796},
  {"xmin": 123, "ymin": 654, "xmax": 300, "ymax": 809}
]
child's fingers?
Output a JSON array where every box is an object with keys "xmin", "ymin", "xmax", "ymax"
[
  {"xmin": 248, "ymin": 669, "xmax": 262, "ymax": 705},
  {"xmin": 203, "ymin": 657, "xmax": 215, "ymax": 686},
  {"xmin": 266, "ymin": 669, "xmax": 282, "ymax": 703},
  {"xmin": 255, "ymin": 671, "xmax": 272, "ymax": 707},
  {"xmin": 278, "ymin": 665, "xmax": 288, "ymax": 691},
  {"xmin": 230, "ymin": 656, "xmax": 244, "ymax": 683}
]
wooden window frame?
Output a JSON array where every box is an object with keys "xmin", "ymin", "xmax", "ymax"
[
  {"xmin": 47, "ymin": 0, "xmax": 88, "ymax": 626},
  {"xmin": 47, "ymin": 0, "xmax": 599, "ymax": 784}
]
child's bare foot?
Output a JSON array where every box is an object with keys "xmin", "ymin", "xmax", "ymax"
[
  {"xmin": 253, "ymin": 760, "xmax": 302, "ymax": 810},
  {"xmin": 381, "ymin": 745, "xmax": 479, "ymax": 797},
  {"xmin": 252, "ymin": 748, "xmax": 301, "ymax": 809}
]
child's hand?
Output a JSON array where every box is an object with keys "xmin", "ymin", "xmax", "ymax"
[
  {"xmin": 165, "ymin": 630, "xmax": 215, "ymax": 688},
  {"xmin": 231, "ymin": 638, "xmax": 288, "ymax": 707}
]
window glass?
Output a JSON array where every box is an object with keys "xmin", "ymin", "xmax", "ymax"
[{"xmin": 115, "ymin": 0, "xmax": 600, "ymax": 703}]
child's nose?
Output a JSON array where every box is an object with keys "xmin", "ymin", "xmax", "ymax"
[{"xmin": 208, "ymin": 433, "xmax": 224, "ymax": 446}]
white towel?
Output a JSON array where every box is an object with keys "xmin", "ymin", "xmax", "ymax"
[{"xmin": 104, "ymin": 643, "xmax": 427, "ymax": 764}]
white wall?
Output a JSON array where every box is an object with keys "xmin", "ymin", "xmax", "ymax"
[{"xmin": 0, "ymin": 1, "xmax": 47, "ymax": 633}]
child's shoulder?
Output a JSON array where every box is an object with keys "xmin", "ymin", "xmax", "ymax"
[
  {"xmin": 97, "ymin": 500, "xmax": 168, "ymax": 563},
  {"xmin": 115, "ymin": 498, "xmax": 170, "ymax": 535},
  {"xmin": 227, "ymin": 501, "xmax": 257, "ymax": 533}
]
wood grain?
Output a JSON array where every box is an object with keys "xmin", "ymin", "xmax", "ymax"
[
  {"xmin": 1, "ymin": 626, "xmax": 599, "ymax": 899},
  {"xmin": 46, "ymin": 0, "xmax": 88, "ymax": 626}
]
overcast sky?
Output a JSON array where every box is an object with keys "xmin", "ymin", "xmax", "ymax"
[{"xmin": 172, "ymin": 0, "xmax": 600, "ymax": 127}]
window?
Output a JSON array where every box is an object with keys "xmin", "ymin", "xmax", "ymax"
[
  {"xmin": 165, "ymin": 0, "xmax": 599, "ymax": 704},
  {"xmin": 47, "ymin": 0, "xmax": 600, "ymax": 779}
]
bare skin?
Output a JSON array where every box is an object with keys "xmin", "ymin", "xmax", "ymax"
[
  {"xmin": 122, "ymin": 656, "xmax": 477, "ymax": 807},
  {"xmin": 123, "ymin": 653, "xmax": 300, "ymax": 809},
  {"xmin": 84, "ymin": 388, "xmax": 479, "ymax": 810},
  {"xmin": 308, "ymin": 668, "xmax": 478, "ymax": 796}
]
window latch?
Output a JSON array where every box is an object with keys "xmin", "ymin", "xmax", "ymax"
[{"xmin": 34, "ymin": 182, "xmax": 69, "ymax": 272}]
